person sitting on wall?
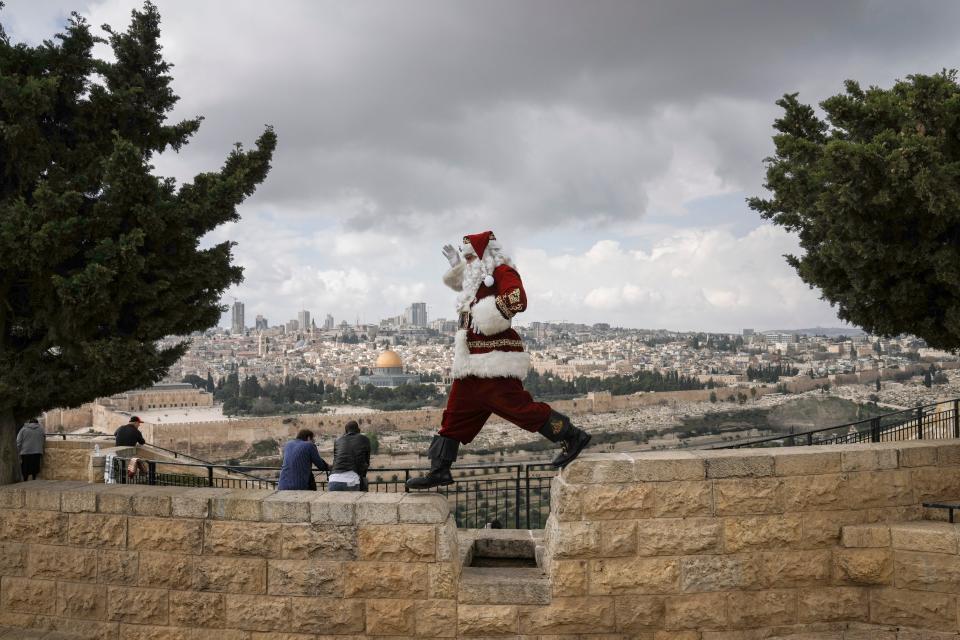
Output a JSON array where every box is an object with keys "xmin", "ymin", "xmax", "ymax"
[
  {"xmin": 278, "ymin": 429, "xmax": 330, "ymax": 491},
  {"xmin": 328, "ymin": 420, "xmax": 371, "ymax": 492},
  {"xmin": 16, "ymin": 418, "xmax": 45, "ymax": 481},
  {"xmin": 114, "ymin": 416, "xmax": 146, "ymax": 447}
]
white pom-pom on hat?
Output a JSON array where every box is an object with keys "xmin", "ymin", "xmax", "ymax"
[{"xmin": 483, "ymin": 274, "xmax": 495, "ymax": 288}]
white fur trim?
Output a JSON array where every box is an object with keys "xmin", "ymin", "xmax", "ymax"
[
  {"xmin": 470, "ymin": 296, "xmax": 511, "ymax": 335},
  {"xmin": 453, "ymin": 330, "xmax": 530, "ymax": 379},
  {"xmin": 442, "ymin": 263, "xmax": 465, "ymax": 291}
]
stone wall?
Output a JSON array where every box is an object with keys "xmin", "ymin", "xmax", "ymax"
[{"xmin": 542, "ymin": 440, "xmax": 960, "ymax": 636}]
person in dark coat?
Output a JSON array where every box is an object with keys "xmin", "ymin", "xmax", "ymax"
[
  {"xmin": 328, "ymin": 421, "xmax": 371, "ymax": 491},
  {"xmin": 114, "ymin": 416, "xmax": 146, "ymax": 447}
]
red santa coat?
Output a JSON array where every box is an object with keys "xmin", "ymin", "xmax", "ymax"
[{"xmin": 444, "ymin": 262, "xmax": 531, "ymax": 380}]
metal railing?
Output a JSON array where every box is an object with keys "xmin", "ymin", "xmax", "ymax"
[
  {"xmin": 110, "ymin": 456, "xmax": 556, "ymax": 529},
  {"xmin": 718, "ymin": 398, "xmax": 960, "ymax": 449}
]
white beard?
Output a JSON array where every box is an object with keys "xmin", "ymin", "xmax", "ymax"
[{"xmin": 455, "ymin": 248, "xmax": 513, "ymax": 313}]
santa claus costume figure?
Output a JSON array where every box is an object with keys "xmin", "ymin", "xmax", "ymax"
[{"xmin": 406, "ymin": 231, "xmax": 591, "ymax": 490}]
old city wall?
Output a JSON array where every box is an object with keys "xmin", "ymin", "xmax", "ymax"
[{"xmin": 4, "ymin": 440, "xmax": 960, "ymax": 636}]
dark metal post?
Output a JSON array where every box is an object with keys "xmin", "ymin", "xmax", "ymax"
[
  {"xmin": 954, "ymin": 400, "xmax": 959, "ymax": 438},
  {"xmin": 525, "ymin": 466, "xmax": 531, "ymax": 529},
  {"xmin": 871, "ymin": 418, "xmax": 881, "ymax": 443},
  {"xmin": 806, "ymin": 432, "xmax": 813, "ymax": 446},
  {"xmin": 515, "ymin": 466, "xmax": 522, "ymax": 529},
  {"xmin": 207, "ymin": 465, "xmax": 214, "ymax": 487},
  {"xmin": 404, "ymin": 469, "xmax": 410, "ymax": 493},
  {"xmin": 147, "ymin": 461, "xmax": 157, "ymax": 485},
  {"xmin": 917, "ymin": 406, "xmax": 924, "ymax": 440}
]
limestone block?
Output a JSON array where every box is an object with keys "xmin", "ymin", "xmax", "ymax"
[
  {"xmin": 651, "ymin": 481, "xmax": 713, "ymax": 517},
  {"xmin": 0, "ymin": 577, "xmax": 56, "ymax": 614},
  {"xmin": 344, "ymin": 561, "xmax": 428, "ymax": 598},
  {"xmin": 664, "ymin": 592, "xmax": 727, "ymax": 629},
  {"xmin": 890, "ymin": 521, "xmax": 959, "ymax": 555},
  {"xmin": 841, "ymin": 524, "xmax": 891, "ymax": 548},
  {"xmin": 128, "ymin": 517, "xmax": 202, "ymax": 554},
  {"xmin": 549, "ymin": 476, "xmax": 582, "ymax": 522},
  {"xmin": 797, "ymin": 587, "xmax": 868, "ymax": 623},
  {"xmin": 781, "ymin": 474, "xmax": 847, "ymax": 511},
  {"xmin": 600, "ymin": 520, "xmax": 637, "ymax": 557},
  {"xmin": 287, "ymin": 597, "xmax": 365, "ymax": 634},
  {"xmin": 911, "ymin": 466, "xmax": 960, "ymax": 501},
  {"xmin": 756, "ymin": 550, "xmax": 830, "ymax": 588},
  {"xmin": 0, "ymin": 509, "xmax": 67, "ymax": 544},
  {"xmin": 614, "ymin": 595, "xmax": 665, "ymax": 631},
  {"xmin": 679, "ymin": 554, "xmax": 759, "ymax": 592},
  {"xmin": 210, "ymin": 489, "xmax": 275, "ymax": 521},
  {"xmin": 893, "ymin": 549, "xmax": 960, "ymax": 593},
  {"xmin": 261, "ymin": 491, "xmax": 314, "ymax": 523},
  {"xmin": 580, "ymin": 483, "xmax": 654, "ymax": 520},
  {"xmin": 632, "ymin": 451, "xmax": 706, "ymax": 482},
  {"xmin": 832, "ymin": 548, "xmax": 893, "ymax": 585},
  {"xmin": 896, "ymin": 442, "xmax": 939, "ymax": 468},
  {"xmin": 844, "ymin": 470, "xmax": 913, "ymax": 509},
  {"xmin": 281, "ymin": 523, "xmax": 356, "ymax": 560},
  {"xmin": 365, "ymin": 598, "xmax": 416, "ymax": 635},
  {"xmin": 96, "ymin": 485, "xmax": 147, "ymax": 515},
  {"xmin": 310, "ymin": 492, "xmax": 358, "ymax": 526},
  {"xmin": 589, "ymin": 557, "xmax": 679, "ymax": 595},
  {"xmin": 224, "ymin": 593, "xmax": 291, "ymax": 632},
  {"xmin": 0, "ymin": 485, "xmax": 24, "ymax": 509},
  {"xmin": 68, "ymin": 513, "xmax": 127, "ymax": 549},
  {"xmin": 723, "ymin": 514, "xmax": 802, "ymax": 552},
  {"xmin": 27, "ymin": 544, "xmax": 97, "ymax": 581},
  {"xmin": 57, "ymin": 582, "xmax": 106, "ymax": 620},
  {"xmin": 137, "ymin": 551, "xmax": 195, "ymax": 589},
  {"xmin": 518, "ymin": 597, "xmax": 615, "ymax": 634},
  {"xmin": 429, "ymin": 562, "xmax": 456, "ymax": 599},
  {"xmin": 800, "ymin": 510, "xmax": 869, "ymax": 548},
  {"xmin": 169, "ymin": 488, "xmax": 231, "ymax": 519},
  {"xmin": 356, "ymin": 493, "xmax": 402, "ymax": 525},
  {"xmin": 841, "ymin": 447, "xmax": 899, "ymax": 472},
  {"xmin": 869, "ymin": 588, "xmax": 957, "ymax": 631},
  {"xmin": 436, "ymin": 516, "xmax": 459, "ymax": 563},
  {"xmin": 49, "ymin": 618, "xmax": 119, "ymax": 640},
  {"xmin": 203, "ymin": 520, "xmax": 283, "ymax": 558},
  {"xmin": 701, "ymin": 451, "xmax": 774, "ymax": 479},
  {"xmin": 772, "ymin": 449, "xmax": 842, "ymax": 477},
  {"xmin": 357, "ymin": 524, "xmax": 435, "ymax": 561},
  {"xmin": 131, "ymin": 487, "xmax": 184, "ymax": 517},
  {"xmin": 547, "ymin": 520, "xmax": 601, "ymax": 559},
  {"xmin": 938, "ymin": 442, "xmax": 960, "ymax": 466},
  {"xmin": 457, "ymin": 604, "xmax": 518, "ymax": 636},
  {"xmin": 564, "ymin": 454, "xmax": 635, "ymax": 484},
  {"xmin": 193, "ymin": 556, "xmax": 267, "ymax": 594},
  {"xmin": 655, "ymin": 630, "xmax": 702, "ymax": 640},
  {"xmin": 60, "ymin": 485, "xmax": 104, "ymax": 513},
  {"xmin": 396, "ymin": 494, "xmax": 450, "ymax": 525},
  {"xmin": 726, "ymin": 590, "xmax": 796, "ymax": 627},
  {"xmin": 22, "ymin": 482, "xmax": 73, "ymax": 510},
  {"xmin": 415, "ymin": 599, "xmax": 457, "ymax": 637},
  {"xmin": 106, "ymin": 585, "xmax": 168, "ymax": 624},
  {"xmin": 267, "ymin": 559, "xmax": 341, "ymax": 596},
  {"xmin": 714, "ymin": 477, "xmax": 783, "ymax": 515},
  {"xmin": 168, "ymin": 590, "xmax": 224, "ymax": 628},
  {"xmin": 636, "ymin": 518, "xmax": 722, "ymax": 556},
  {"xmin": 97, "ymin": 550, "xmax": 139, "ymax": 585},
  {"xmin": 0, "ymin": 542, "xmax": 26, "ymax": 576},
  {"xmin": 551, "ymin": 560, "xmax": 588, "ymax": 597}
]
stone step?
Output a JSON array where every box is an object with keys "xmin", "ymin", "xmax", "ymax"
[{"xmin": 457, "ymin": 566, "xmax": 551, "ymax": 605}]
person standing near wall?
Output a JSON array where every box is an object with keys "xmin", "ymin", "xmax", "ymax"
[
  {"xmin": 278, "ymin": 429, "xmax": 330, "ymax": 491},
  {"xmin": 16, "ymin": 418, "xmax": 45, "ymax": 481},
  {"xmin": 328, "ymin": 420, "xmax": 371, "ymax": 491},
  {"xmin": 114, "ymin": 416, "xmax": 146, "ymax": 447}
]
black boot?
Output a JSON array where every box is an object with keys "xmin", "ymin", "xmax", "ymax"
[
  {"xmin": 406, "ymin": 435, "xmax": 460, "ymax": 490},
  {"xmin": 539, "ymin": 411, "xmax": 591, "ymax": 469}
]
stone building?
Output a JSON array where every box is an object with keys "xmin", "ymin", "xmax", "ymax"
[
  {"xmin": 99, "ymin": 383, "xmax": 214, "ymax": 412},
  {"xmin": 358, "ymin": 349, "xmax": 421, "ymax": 388}
]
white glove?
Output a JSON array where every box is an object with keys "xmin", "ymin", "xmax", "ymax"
[{"xmin": 442, "ymin": 244, "xmax": 461, "ymax": 268}]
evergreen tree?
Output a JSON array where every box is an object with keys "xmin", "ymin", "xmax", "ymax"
[{"xmin": 0, "ymin": 4, "xmax": 276, "ymax": 483}]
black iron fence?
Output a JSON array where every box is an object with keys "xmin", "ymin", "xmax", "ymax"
[
  {"xmin": 109, "ymin": 456, "xmax": 556, "ymax": 529},
  {"xmin": 718, "ymin": 398, "xmax": 960, "ymax": 449}
]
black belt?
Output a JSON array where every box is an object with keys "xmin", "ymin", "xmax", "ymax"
[{"xmin": 458, "ymin": 311, "xmax": 470, "ymax": 330}]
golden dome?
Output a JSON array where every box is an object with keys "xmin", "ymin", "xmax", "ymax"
[{"xmin": 375, "ymin": 350, "xmax": 403, "ymax": 369}]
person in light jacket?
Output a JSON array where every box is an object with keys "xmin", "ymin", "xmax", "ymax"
[{"xmin": 16, "ymin": 418, "xmax": 45, "ymax": 481}]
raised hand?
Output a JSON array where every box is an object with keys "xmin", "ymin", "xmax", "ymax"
[{"xmin": 442, "ymin": 244, "xmax": 461, "ymax": 267}]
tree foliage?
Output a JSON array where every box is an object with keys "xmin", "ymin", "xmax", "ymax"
[
  {"xmin": 0, "ymin": 3, "xmax": 276, "ymax": 482},
  {"xmin": 749, "ymin": 71, "xmax": 960, "ymax": 350}
]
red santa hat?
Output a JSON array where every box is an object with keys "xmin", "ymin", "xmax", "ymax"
[{"xmin": 462, "ymin": 231, "xmax": 497, "ymax": 259}]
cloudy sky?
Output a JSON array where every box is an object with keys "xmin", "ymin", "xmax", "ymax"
[{"xmin": 7, "ymin": 1, "xmax": 958, "ymax": 332}]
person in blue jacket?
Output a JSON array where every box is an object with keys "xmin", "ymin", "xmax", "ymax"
[{"xmin": 278, "ymin": 429, "xmax": 329, "ymax": 490}]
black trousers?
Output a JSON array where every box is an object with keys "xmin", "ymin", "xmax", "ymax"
[{"xmin": 20, "ymin": 454, "xmax": 42, "ymax": 480}]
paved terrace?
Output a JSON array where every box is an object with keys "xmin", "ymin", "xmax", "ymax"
[{"xmin": 3, "ymin": 441, "xmax": 960, "ymax": 637}]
